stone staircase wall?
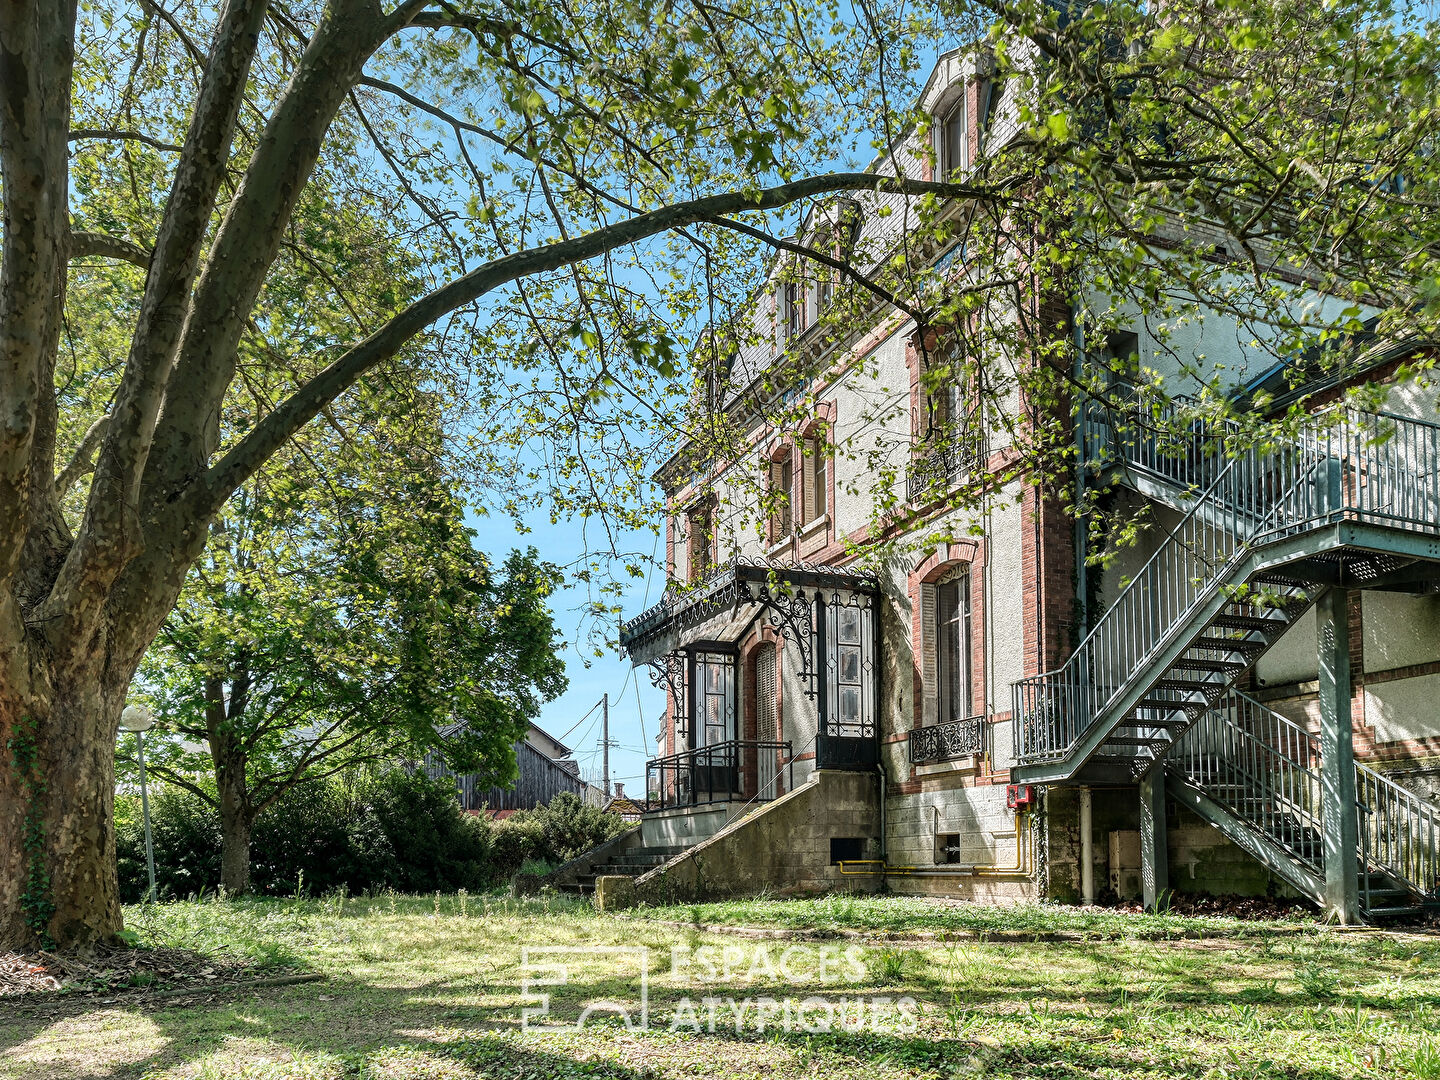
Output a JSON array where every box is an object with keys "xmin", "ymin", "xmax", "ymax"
[
  {"xmin": 518, "ymin": 825, "xmax": 642, "ymax": 895},
  {"xmin": 631, "ymin": 770, "xmax": 882, "ymax": 904}
]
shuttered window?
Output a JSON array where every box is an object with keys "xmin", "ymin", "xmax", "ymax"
[{"xmin": 756, "ymin": 645, "xmax": 778, "ymax": 742}]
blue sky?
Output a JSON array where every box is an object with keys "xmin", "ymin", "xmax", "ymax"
[{"xmin": 469, "ymin": 505, "xmax": 666, "ymax": 799}]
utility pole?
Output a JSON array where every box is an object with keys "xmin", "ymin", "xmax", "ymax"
[{"xmin": 602, "ymin": 692, "xmax": 610, "ymax": 798}]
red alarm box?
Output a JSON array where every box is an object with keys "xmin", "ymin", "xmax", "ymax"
[{"xmin": 1006, "ymin": 784, "xmax": 1035, "ymax": 810}]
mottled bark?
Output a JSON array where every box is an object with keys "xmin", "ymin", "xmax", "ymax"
[
  {"xmin": 0, "ymin": 0, "xmax": 994, "ymax": 950},
  {"xmin": 206, "ymin": 674, "xmax": 254, "ymax": 895},
  {"xmin": 0, "ymin": 651, "xmax": 131, "ymax": 948}
]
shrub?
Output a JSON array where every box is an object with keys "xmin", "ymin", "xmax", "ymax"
[
  {"xmin": 368, "ymin": 769, "xmax": 492, "ymax": 892},
  {"xmin": 509, "ymin": 791, "xmax": 632, "ymax": 863},
  {"xmin": 490, "ymin": 816, "xmax": 547, "ymax": 878},
  {"xmin": 116, "ymin": 786, "xmax": 223, "ymax": 902},
  {"xmin": 251, "ymin": 781, "xmax": 366, "ymax": 896},
  {"xmin": 115, "ymin": 771, "xmax": 630, "ymax": 900}
]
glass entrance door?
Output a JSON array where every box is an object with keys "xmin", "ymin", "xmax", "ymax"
[{"xmin": 690, "ymin": 651, "xmax": 738, "ymax": 800}]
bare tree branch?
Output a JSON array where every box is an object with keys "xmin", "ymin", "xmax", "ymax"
[
  {"xmin": 203, "ymin": 171, "xmax": 1016, "ymax": 513},
  {"xmin": 68, "ymin": 127, "xmax": 181, "ymax": 153},
  {"xmin": 69, "ymin": 231, "xmax": 153, "ymax": 268}
]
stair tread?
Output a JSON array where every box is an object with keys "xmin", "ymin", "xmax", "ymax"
[
  {"xmin": 1134, "ymin": 698, "xmax": 1206, "ymax": 712},
  {"xmin": 1171, "ymin": 658, "xmax": 1249, "ymax": 673},
  {"xmin": 1209, "ymin": 613, "xmax": 1289, "ymax": 631},
  {"xmin": 1190, "ymin": 636, "xmax": 1269, "ymax": 651},
  {"xmin": 1091, "ymin": 753, "xmax": 1155, "ymax": 764},
  {"xmin": 1152, "ymin": 678, "xmax": 1223, "ymax": 692}
]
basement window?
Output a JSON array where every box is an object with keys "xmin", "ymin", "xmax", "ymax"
[
  {"xmin": 830, "ymin": 837, "xmax": 865, "ymax": 864},
  {"xmin": 937, "ymin": 833, "xmax": 962, "ymax": 865}
]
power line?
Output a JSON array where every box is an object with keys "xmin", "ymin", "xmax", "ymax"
[{"xmin": 558, "ymin": 695, "xmax": 604, "ymax": 742}]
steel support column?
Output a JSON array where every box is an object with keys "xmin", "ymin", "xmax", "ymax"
[
  {"xmin": 1318, "ymin": 588, "xmax": 1360, "ymax": 925},
  {"xmin": 1140, "ymin": 769, "xmax": 1169, "ymax": 911},
  {"xmin": 1079, "ymin": 786, "xmax": 1096, "ymax": 905}
]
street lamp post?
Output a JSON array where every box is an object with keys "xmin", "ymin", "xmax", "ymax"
[{"xmin": 120, "ymin": 704, "xmax": 158, "ymax": 903}]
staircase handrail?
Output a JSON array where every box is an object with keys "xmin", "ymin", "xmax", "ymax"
[
  {"xmin": 1178, "ymin": 689, "xmax": 1439, "ymax": 905},
  {"xmin": 1356, "ymin": 757, "xmax": 1440, "ymax": 900},
  {"xmin": 1017, "ymin": 406, "xmax": 1440, "ymax": 766},
  {"xmin": 1014, "ymin": 435, "xmax": 1328, "ymax": 763}
]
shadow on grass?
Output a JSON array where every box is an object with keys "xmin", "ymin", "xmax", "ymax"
[
  {"xmin": 4, "ymin": 913, "xmax": 1439, "ymax": 1080},
  {"xmin": 2, "ymin": 956, "xmax": 1437, "ymax": 1080}
]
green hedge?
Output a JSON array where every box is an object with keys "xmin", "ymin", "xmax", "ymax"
[{"xmin": 116, "ymin": 773, "xmax": 630, "ymax": 901}]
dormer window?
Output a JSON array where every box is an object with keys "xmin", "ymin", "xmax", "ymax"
[
  {"xmin": 785, "ymin": 280, "xmax": 802, "ymax": 339},
  {"xmin": 688, "ymin": 501, "xmax": 717, "ymax": 580},
  {"xmin": 938, "ymin": 95, "xmax": 967, "ymax": 179}
]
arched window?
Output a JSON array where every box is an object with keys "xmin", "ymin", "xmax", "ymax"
[{"xmin": 936, "ymin": 568, "xmax": 973, "ymax": 723}]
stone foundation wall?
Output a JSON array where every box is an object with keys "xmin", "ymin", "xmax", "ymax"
[
  {"xmin": 1047, "ymin": 786, "xmax": 1305, "ymax": 904},
  {"xmin": 883, "ymin": 777, "xmax": 1037, "ymax": 901}
]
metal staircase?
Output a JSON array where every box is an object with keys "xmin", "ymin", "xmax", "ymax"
[
  {"xmin": 1012, "ymin": 403, "xmax": 1440, "ymax": 786},
  {"xmin": 1169, "ymin": 690, "xmax": 1440, "ymax": 920}
]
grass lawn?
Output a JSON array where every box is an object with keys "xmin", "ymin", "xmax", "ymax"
[
  {"xmin": 623, "ymin": 894, "xmax": 1321, "ymax": 939},
  {"xmin": 1, "ymin": 892, "xmax": 1438, "ymax": 1080}
]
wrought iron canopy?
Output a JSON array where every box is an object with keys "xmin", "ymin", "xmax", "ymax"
[{"xmin": 619, "ymin": 556, "xmax": 881, "ymax": 666}]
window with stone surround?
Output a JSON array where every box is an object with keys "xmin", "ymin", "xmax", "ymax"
[
  {"xmin": 687, "ymin": 500, "xmax": 717, "ymax": 580},
  {"xmin": 937, "ymin": 569, "xmax": 973, "ymax": 724}
]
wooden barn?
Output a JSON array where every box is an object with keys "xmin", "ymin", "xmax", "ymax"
[{"xmin": 422, "ymin": 721, "xmax": 595, "ymax": 813}]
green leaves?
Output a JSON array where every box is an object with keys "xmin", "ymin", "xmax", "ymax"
[{"xmin": 1228, "ymin": 25, "xmax": 1266, "ymax": 50}]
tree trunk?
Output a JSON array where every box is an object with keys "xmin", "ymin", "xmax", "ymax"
[
  {"xmin": 0, "ymin": 660, "xmax": 126, "ymax": 950},
  {"xmin": 208, "ymin": 680, "xmax": 253, "ymax": 895},
  {"xmin": 219, "ymin": 807, "xmax": 252, "ymax": 896}
]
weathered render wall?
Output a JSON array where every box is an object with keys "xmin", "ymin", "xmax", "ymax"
[
  {"xmin": 1259, "ymin": 587, "xmax": 1440, "ymax": 800},
  {"xmin": 884, "ymin": 779, "xmax": 1035, "ymax": 901},
  {"xmin": 1046, "ymin": 788, "xmax": 1304, "ymax": 904},
  {"xmin": 1085, "ymin": 283, "xmax": 1376, "ymax": 396},
  {"xmin": 634, "ymin": 770, "xmax": 882, "ymax": 903}
]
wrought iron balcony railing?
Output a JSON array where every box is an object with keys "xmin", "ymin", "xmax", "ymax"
[
  {"xmin": 907, "ymin": 437, "xmax": 984, "ymax": 504},
  {"xmin": 909, "ymin": 715, "xmax": 986, "ymax": 765},
  {"xmin": 645, "ymin": 739, "xmax": 792, "ymax": 811}
]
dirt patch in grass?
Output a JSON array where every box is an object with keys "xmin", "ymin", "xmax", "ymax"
[{"xmin": 0, "ymin": 943, "xmax": 308, "ymax": 1006}]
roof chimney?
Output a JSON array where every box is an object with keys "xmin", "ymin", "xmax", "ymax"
[{"xmin": 613, "ymin": 782, "xmax": 625, "ymax": 799}]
